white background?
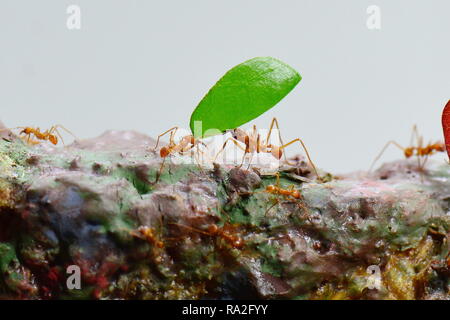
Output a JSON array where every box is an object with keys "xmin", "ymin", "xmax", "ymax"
[{"xmin": 0, "ymin": 1, "xmax": 448, "ymax": 173}]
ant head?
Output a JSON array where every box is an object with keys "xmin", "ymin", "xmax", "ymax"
[
  {"xmin": 404, "ymin": 148, "xmax": 414, "ymax": 158},
  {"xmin": 436, "ymin": 144, "xmax": 445, "ymax": 152},
  {"xmin": 49, "ymin": 135, "xmax": 58, "ymax": 145},
  {"xmin": 20, "ymin": 128, "xmax": 31, "ymax": 134},
  {"xmin": 266, "ymin": 185, "xmax": 276, "ymax": 192},
  {"xmin": 160, "ymin": 146, "xmax": 170, "ymax": 158}
]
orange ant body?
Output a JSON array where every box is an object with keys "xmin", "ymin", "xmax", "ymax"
[
  {"xmin": 239, "ymin": 173, "xmax": 305, "ymax": 216},
  {"xmin": 260, "ymin": 173, "xmax": 305, "ymax": 215},
  {"xmin": 131, "ymin": 226, "xmax": 164, "ymax": 248},
  {"xmin": 171, "ymin": 223, "xmax": 244, "ymax": 249},
  {"xmin": 152, "ymin": 126, "xmax": 207, "ymax": 182},
  {"xmin": 154, "ymin": 127, "xmax": 203, "ymax": 158},
  {"xmin": 1, "ymin": 125, "xmax": 75, "ymax": 146},
  {"xmin": 370, "ymin": 125, "xmax": 446, "ymax": 172},
  {"xmin": 214, "ymin": 118, "xmax": 319, "ymax": 178},
  {"xmin": 264, "ymin": 173, "xmax": 302, "ymax": 200}
]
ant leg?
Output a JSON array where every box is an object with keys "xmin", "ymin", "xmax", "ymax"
[
  {"xmin": 369, "ymin": 140, "xmax": 405, "ymax": 172},
  {"xmin": 154, "ymin": 127, "xmax": 178, "ymax": 151},
  {"xmin": 417, "ymin": 155, "xmax": 426, "ymax": 183},
  {"xmin": 422, "ymin": 155, "xmax": 429, "ymax": 169},
  {"xmin": 410, "ymin": 125, "xmax": 422, "ymax": 148},
  {"xmin": 169, "ymin": 129, "xmax": 178, "ymax": 146},
  {"xmin": 246, "ymin": 151, "xmax": 255, "ymax": 169},
  {"xmin": 154, "ymin": 156, "xmax": 167, "ymax": 184},
  {"xmin": 265, "ymin": 198, "xmax": 280, "ymax": 216},
  {"xmin": 238, "ymin": 150, "xmax": 249, "ymax": 168},
  {"xmin": 213, "ymin": 137, "xmax": 246, "ymax": 163},
  {"xmin": 19, "ymin": 133, "xmax": 38, "ymax": 145},
  {"xmin": 265, "ymin": 118, "xmax": 278, "ymax": 144},
  {"xmin": 275, "ymin": 172, "xmax": 281, "ymax": 188},
  {"xmin": 53, "ymin": 124, "xmax": 77, "ymax": 140},
  {"xmin": 23, "ymin": 133, "xmax": 31, "ymax": 144},
  {"xmin": 265, "ymin": 118, "xmax": 289, "ymax": 163},
  {"xmin": 192, "ymin": 143, "xmax": 206, "ymax": 174},
  {"xmin": 417, "ymin": 154, "xmax": 430, "ymax": 174},
  {"xmin": 416, "ymin": 153, "xmax": 422, "ymax": 172},
  {"xmin": 279, "ymin": 138, "xmax": 319, "ymax": 178},
  {"xmin": 169, "ymin": 222, "xmax": 211, "ymax": 236}
]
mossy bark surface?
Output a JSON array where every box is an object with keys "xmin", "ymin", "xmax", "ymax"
[{"xmin": 0, "ymin": 130, "xmax": 449, "ymax": 299}]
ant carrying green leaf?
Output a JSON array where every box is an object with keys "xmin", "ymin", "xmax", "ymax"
[{"xmin": 153, "ymin": 57, "xmax": 320, "ymax": 181}]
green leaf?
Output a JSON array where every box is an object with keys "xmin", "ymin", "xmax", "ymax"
[{"xmin": 190, "ymin": 57, "xmax": 301, "ymax": 138}]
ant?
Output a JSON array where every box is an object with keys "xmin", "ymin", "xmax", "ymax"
[
  {"xmin": 260, "ymin": 173, "xmax": 307, "ymax": 216},
  {"xmin": 130, "ymin": 226, "xmax": 164, "ymax": 248},
  {"xmin": 264, "ymin": 173, "xmax": 301, "ymax": 200},
  {"xmin": 213, "ymin": 117, "xmax": 319, "ymax": 179},
  {"xmin": 152, "ymin": 126, "xmax": 207, "ymax": 183},
  {"xmin": 240, "ymin": 173, "xmax": 305, "ymax": 216},
  {"xmin": 370, "ymin": 125, "xmax": 446, "ymax": 172},
  {"xmin": 169, "ymin": 222, "xmax": 244, "ymax": 249},
  {"xmin": 0, "ymin": 125, "xmax": 75, "ymax": 146}
]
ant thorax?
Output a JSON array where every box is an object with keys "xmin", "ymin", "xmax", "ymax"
[{"xmin": 231, "ymin": 128, "xmax": 261, "ymax": 152}]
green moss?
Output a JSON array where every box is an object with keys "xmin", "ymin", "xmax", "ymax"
[
  {"xmin": 257, "ymin": 242, "xmax": 283, "ymax": 277},
  {"xmin": 112, "ymin": 167, "xmax": 155, "ymax": 195},
  {"xmin": 0, "ymin": 243, "xmax": 16, "ymax": 273},
  {"xmin": 177, "ymin": 243, "xmax": 219, "ymax": 281}
]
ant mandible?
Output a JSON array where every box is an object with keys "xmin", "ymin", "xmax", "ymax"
[
  {"xmin": 370, "ymin": 125, "xmax": 445, "ymax": 172},
  {"xmin": 1, "ymin": 125, "xmax": 76, "ymax": 146},
  {"xmin": 213, "ymin": 117, "xmax": 320, "ymax": 179},
  {"xmin": 152, "ymin": 126, "xmax": 207, "ymax": 183}
]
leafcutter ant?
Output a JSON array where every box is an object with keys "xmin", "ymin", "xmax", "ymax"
[{"xmin": 213, "ymin": 118, "xmax": 319, "ymax": 179}]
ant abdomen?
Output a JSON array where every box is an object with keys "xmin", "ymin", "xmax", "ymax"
[
  {"xmin": 270, "ymin": 146, "xmax": 283, "ymax": 159},
  {"xmin": 160, "ymin": 146, "xmax": 170, "ymax": 158},
  {"xmin": 49, "ymin": 135, "xmax": 58, "ymax": 145}
]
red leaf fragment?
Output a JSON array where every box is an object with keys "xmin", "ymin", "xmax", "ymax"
[{"xmin": 442, "ymin": 100, "xmax": 450, "ymax": 160}]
